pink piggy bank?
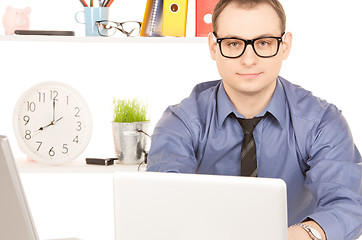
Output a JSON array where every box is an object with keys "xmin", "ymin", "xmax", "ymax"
[{"xmin": 2, "ymin": 6, "xmax": 31, "ymax": 35}]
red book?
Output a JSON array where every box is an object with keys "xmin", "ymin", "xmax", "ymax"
[{"xmin": 195, "ymin": 0, "xmax": 218, "ymax": 37}]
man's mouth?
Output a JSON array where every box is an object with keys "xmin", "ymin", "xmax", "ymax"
[{"xmin": 236, "ymin": 72, "xmax": 263, "ymax": 79}]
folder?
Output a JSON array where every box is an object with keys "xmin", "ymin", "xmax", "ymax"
[
  {"xmin": 195, "ymin": 0, "xmax": 218, "ymax": 37},
  {"xmin": 162, "ymin": 0, "xmax": 188, "ymax": 37},
  {"xmin": 140, "ymin": 0, "xmax": 163, "ymax": 37}
]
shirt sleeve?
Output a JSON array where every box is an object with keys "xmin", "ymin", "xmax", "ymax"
[
  {"xmin": 146, "ymin": 106, "xmax": 198, "ymax": 173},
  {"xmin": 305, "ymin": 105, "xmax": 362, "ymax": 240}
]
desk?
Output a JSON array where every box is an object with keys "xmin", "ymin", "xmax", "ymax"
[
  {"xmin": 18, "ymin": 159, "xmax": 362, "ymax": 240},
  {"xmin": 18, "ymin": 158, "xmax": 145, "ymax": 240}
]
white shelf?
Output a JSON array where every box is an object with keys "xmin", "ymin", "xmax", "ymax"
[
  {"xmin": 16, "ymin": 158, "xmax": 146, "ymax": 173},
  {"xmin": 0, "ymin": 35, "xmax": 208, "ymax": 44}
]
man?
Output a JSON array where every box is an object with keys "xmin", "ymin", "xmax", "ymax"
[{"xmin": 146, "ymin": 0, "xmax": 362, "ymax": 239}]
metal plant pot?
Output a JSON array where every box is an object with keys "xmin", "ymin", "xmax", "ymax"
[{"xmin": 112, "ymin": 121, "xmax": 151, "ymax": 165}]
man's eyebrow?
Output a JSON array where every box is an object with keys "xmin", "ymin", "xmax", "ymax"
[
  {"xmin": 255, "ymin": 33, "xmax": 279, "ymax": 38},
  {"xmin": 220, "ymin": 33, "xmax": 280, "ymax": 39}
]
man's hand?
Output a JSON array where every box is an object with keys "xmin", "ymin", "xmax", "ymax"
[
  {"xmin": 288, "ymin": 220, "xmax": 326, "ymax": 240},
  {"xmin": 288, "ymin": 224, "xmax": 310, "ymax": 239}
]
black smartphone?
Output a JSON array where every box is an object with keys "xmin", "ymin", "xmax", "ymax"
[{"xmin": 85, "ymin": 158, "xmax": 117, "ymax": 166}]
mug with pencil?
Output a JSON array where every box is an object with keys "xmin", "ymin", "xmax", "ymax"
[
  {"xmin": 75, "ymin": 0, "xmax": 115, "ymax": 36},
  {"xmin": 79, "ymin": 0, "xmax": 115, "ymax": 7}
]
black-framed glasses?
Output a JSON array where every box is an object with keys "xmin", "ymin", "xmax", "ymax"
[
  {"xmin": 95, "ymin": 20, "xmax": 142, "ymax": 37},
  {"xmin": 213, "ymin": 32, "xmax": 285, "ymax": 58}
]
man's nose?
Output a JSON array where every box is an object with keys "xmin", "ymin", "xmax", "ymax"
[{"xmin": 239, "ymin": 44, "xmax": 258, "ymax": 66}]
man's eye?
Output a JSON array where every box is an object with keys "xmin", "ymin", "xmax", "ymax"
[
  {"xmin": 228, "ymin": 42, "xmax": 240, "ymax": 47},
  {"xmin": 257, "ymin": 39, "xmax": 274, "ymax": 47},
  {"xmin": 259, "ymin": 41, "xmax": 269, "ymax": 46}
]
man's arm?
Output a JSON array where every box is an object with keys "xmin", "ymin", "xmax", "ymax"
[
  {"xmin": 298, "ymin": 105, "xmax": 362, "ymax": 240},
  {"xmin": 147, "ymin": 107, "xmax": 198, "ymax": 173}
]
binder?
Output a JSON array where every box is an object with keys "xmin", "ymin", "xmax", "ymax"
[
  {"xmin": 140, "ymin": 0, "xmax": 163, "ymax": 37},
  {"xmin": 195, "ymin": 0, "xmax": 218, "ymax": 37},
  {"xmin": 161, "ymin": 0, "xmax": 188, "ymax": 37}
]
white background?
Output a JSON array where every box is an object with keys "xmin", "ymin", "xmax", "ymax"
[
  {"xmin": 0, "ymin": 0, "xmax": 361, "ymax": 157},
  {"xmin": 0, "ymin": 0, "xmax": 361, "ymax": 239}
]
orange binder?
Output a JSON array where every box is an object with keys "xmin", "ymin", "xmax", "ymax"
[
  {"xmin": 162, "ymin": 0, "xmax": 188, "ymax": 37},
  {"xmin": 195, "ymin": 0, "xmax": 218, "ymax": 37}
]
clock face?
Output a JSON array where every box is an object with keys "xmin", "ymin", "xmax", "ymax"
[{"xmin": 13, "ymin": 81, "xmax": 92, "ymax": 165}]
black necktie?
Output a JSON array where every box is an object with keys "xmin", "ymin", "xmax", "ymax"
[{"xmin": 237, "ymin": 117, "xmax": 263, "ymax": 177}]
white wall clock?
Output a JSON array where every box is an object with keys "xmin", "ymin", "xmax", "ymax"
[{"xmin": 13, "ymin": 81, "xmax": 92, "ymax": 165}]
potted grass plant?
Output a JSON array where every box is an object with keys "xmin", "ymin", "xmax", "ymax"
[{"xmin": 112, "ymin": 98, "xmax": 150, "ymax": 165}]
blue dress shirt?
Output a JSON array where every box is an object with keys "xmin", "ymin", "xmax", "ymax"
[{"xmin": 147, "ymin": 76, "xmax": 362, "ymax": 240}]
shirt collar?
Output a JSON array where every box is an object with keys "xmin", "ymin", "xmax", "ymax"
[
  {"xmin": 263, "ymin": 77, "xmax": 286, "ymax": 129},
  {"xmin": 216, "ymin": 81, "xmax": 237, "ymax": 128},
  {"xmin": 216, "ymin": 77, "xmax": 286, "ymax": 129}
]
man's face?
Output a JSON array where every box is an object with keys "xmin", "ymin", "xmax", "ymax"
[{"xmin": 209, "ymin": 2, "xmax": 292, "ymax": 99}]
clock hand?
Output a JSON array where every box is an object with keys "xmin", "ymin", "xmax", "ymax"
[
  {"xmin": 33, "ymin": 117, "xmax": 64, "ymax": 136},
  {"xmin": 53, "ymin": 117, "xmax": 63, "ymax": 124},
  {"xmin": 34, "ymin": 99, "xmax": 57, "ymax": 135},
  {"xmin": 52, "ymin": 98, "xmax": 56, "ymax": 123},
  {"xmin": 33, "ymin": 122, "xmax": 53, "ymax": 136},
  {"xmin": 38, "ymin": 122, "xmax": 53, "ymax": 131},
  {"xmin": 38, "ymin": 117, "xmax": 64, "ymax": 130}
]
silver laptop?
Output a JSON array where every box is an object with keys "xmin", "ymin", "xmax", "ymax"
[
  {"xmin": 0, "ymin": 135, "xmax": 79, "ymax": 240},
  {"xmin": 0, "ymin": 135, "xmax": 39, "ymax": 240},
  {"xmin": 114, "ymin": 171, "xmax": 288, "ymax": 240}
]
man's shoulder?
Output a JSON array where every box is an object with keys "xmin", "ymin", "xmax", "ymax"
[
  {"xmin": 279, "ymin": 76, "xmax": 333, "ymax": 123},
  {"xmin": 169, "ymin": 80, "xmax": 221, "ymax": 121},
  {"xmin": 278, "ymin": 77, "xmax": 345, "ymax": 160},
  {"xmin": 190, "ymin": 80, "xmax": 221, "ymax": 96}
]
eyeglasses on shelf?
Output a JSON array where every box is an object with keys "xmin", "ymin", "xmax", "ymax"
[{"xmin": 95, "ymin": 20, "xmax": 142, "ymax": 37}]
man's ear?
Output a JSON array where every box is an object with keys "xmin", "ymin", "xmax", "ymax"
[
  {"xmin": 208, "ymin": 32, "xmax": 217, "ymax": 61},
  {"xmin": 282, "ymin": 32, "xmax": 292, "ymax": 60}
]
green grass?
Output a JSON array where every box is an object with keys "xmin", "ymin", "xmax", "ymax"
[{"xmin": 113, "ymin": 98, "xmax": 149, "ymax": 123}]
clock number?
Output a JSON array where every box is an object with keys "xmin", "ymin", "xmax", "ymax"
[
  {"xmin": 36, "ymin": 141, "xmax": 42, "ymax": 151},
  {"xmin": 25, "ymin": 130, "xmax": 31, "ymax": 140},
  {"xmin": 38, "ymin": 92, "xmax": 46, "ymax": 102},
  {"xmin": 73, "ymin": 136, "xmax": 79, "ymax": 143},
  {"xmin": 23, "ymin": 115, "xmax": 30, "ymax": 125},
  {"xmin": 76, "ymin": 121, "xmax": 82, "ymax": 131},
  {"xmin": 62, "ymin": 144, "xmax": 68, "ymax": 154},
  {"xmin": 27, "ymin": 101, "xmax": 36, "ymax": 112},
  {"xmin": 75, "ymin": 107, "xmax": 80, "ymax": 117},
  {"xmin": 50, "ymin": 90, "xmax": 59, "ymax": 101},
  {"xmin": 49, "ymin": 147, "xmax": 55, "ymax": 157}
]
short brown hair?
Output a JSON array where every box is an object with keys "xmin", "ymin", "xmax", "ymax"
[{"xmin": 212, "ymin": 0, "xmax": 286, "ymax": 34}]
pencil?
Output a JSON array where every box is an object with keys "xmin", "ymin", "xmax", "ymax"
[
  {"xmin": 103, "ymin": 0, "xmax": 110, "ymax": 7},
  {"xmin": 106, "ymin": 0, "xmax": 114, "ymax": 7},
  {"xmin": 79, "ymin": 0, "xmax": 89, "ymax": 7}
]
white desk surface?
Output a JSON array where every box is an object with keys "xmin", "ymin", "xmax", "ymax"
[
  {"xmin": 17, "ymin": 157, "xmax": 146, "ymax": 173},
  {"xmin": 18, "ymin": 158, "xmax": 145, "ymax": 240}
]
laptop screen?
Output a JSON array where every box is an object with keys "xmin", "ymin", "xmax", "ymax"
[
  {"xmin": 0, "ymin": 135, "xmax": 39, "ymax": 240},
  {"xmin": 114, "ymin": 171, "xmax": 288, "ymax": 240}
]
